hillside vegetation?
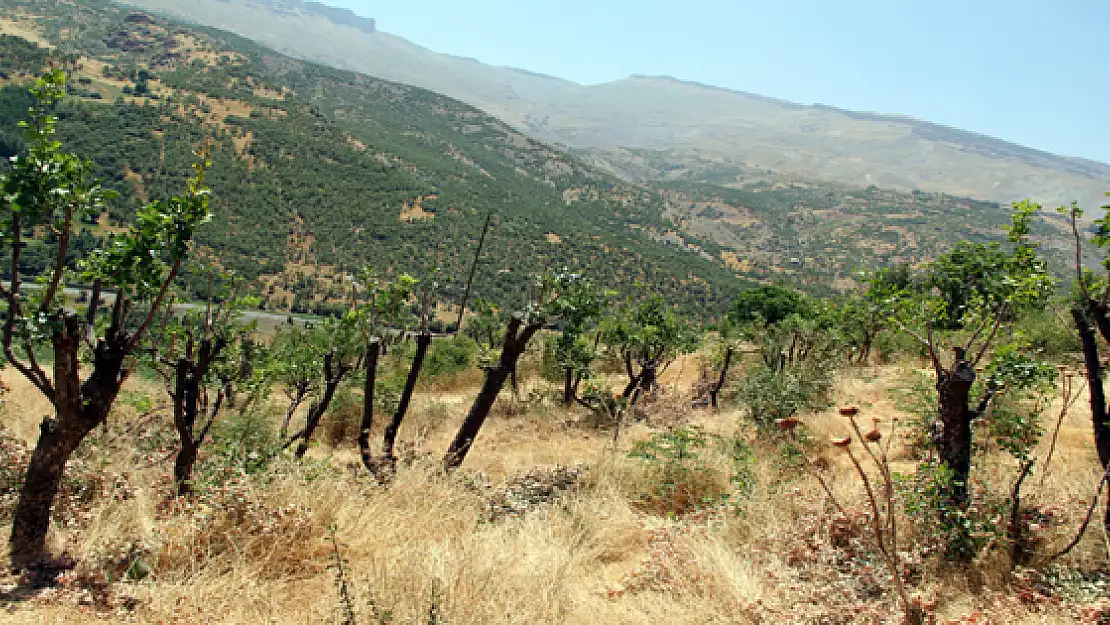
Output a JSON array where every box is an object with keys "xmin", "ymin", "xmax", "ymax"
[
  {"xmin": 0, "ymin": 0, "xmax": 747, "ymax": 317},
  {"xmin": 118, "ymin": 0, "xmax": 1110, "ymax": 210},
  {"xmin": 0, "ymin": 40, "xmax": 1109, "ymax": 625},
  {"xmin": 0, "ymin": 0, "xmax": 1087, "ymax": 314}
]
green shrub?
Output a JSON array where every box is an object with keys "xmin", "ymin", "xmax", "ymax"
[
  {"xmin": 736, "ymin": 360, "xmax": 835, "ymax": 429},
  {"xmin": 199, "ymin": 407, "xmax": 282, "ymax": 487},
  {"xmin": 893, "ymin": 460, "xmax": 1010, "ymax": 560},
  {"xmin": 626, "ymin": 427, "xmax": 756, "ymax": 517},
  {"xmin": 1012, "ymin": 309, "xmax": 1078, "ymax": 356},
  {"xmin": 421, "ymin": 335, "xmax": 476, "ymax": 380}
]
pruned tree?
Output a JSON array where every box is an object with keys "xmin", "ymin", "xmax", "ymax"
[
  {"xmin": 284, "ymin": 315, "xmax": 362, "ymax": 459},
  {"xmin": 601, "ymin": 295, "xmax": 698, "ymax": 406},
  {"xmin": 1, "ymin": 71, "xmax": 212, "ymax": 571},
  {"xmin": 1059, "ymin": 196, "xmax": 1110, "ymax": 534},
  {"xmin": 841, "ymin": 266, "xmax": 913, "ymax": 364},
  {"xmin": 443, "ymin": 272, "xmax": 578, "ymax": 470},
  {"xmin": 270, "ymin": 323, "xmax": 323, "ymax": 438},
  {"xmin": 547, "ymin": 277, "xmax": 608, "ymax": 407},
  {"xmin": 345, "ymin": 270, "xmax": 418, "ymax": 472},
  {"xmin": 381, "ymin": 276, "xmax": 436, "ymax": 469},
  {"xmin": 705, "ymin": 316, "xmax": 751, "ymax": 409},
  {"xmin": 893, "ymin": 201, "xmax": 1054, "ymax": 557},
  {"xmin": 149, "ymin": 272, "xmax": 258, "ymax": 495}
]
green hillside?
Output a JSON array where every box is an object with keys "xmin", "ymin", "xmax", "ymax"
[
  {"xmin": 0, "ymin": 0, "xmax": 747, "ymax": 317},
  {"xmin": 117, "ymin": 0, "xmax": 1110, "ymax": 211}
]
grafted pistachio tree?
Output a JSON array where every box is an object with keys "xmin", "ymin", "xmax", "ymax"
[
  {"xmin": 444, "ymin": 272, "xmax": 581, "ymax": 470},
  {"xmin": 1058, "ymin": 197, "xmax": 1110, "ymax": 533},
  {"xmin": 149, "ymin": 273, "xmax": 258, "ymax": 495},
  {"xmin": 1, "ymin": 71, "xmax": 212, "ymax": 570},
  {"xmin": 547, "ymin": 277, "xmax": 608, "ymax": 407},
  {"xmin": 345, "ymin": 270, "xmax": 422, "ymax": 472},
  {"xmin": 841, "ymin": 266, "xmax": 913, "ymax": 364},
  {"xmin": 271, "ymin": 323, "xmax": 323, "ymax": 438},
  {"xmin": 601, "ymin": 296, "xmax": 698, "ymax": 406},
  {"xmin": 284, "ymin": 314, "xmax": 362, "ymax": 459},
  {"xmin": 733, "ymin": 302, "xmax": 843, "ymax": 430},
  {"xmin": 894, "ymin": 201, "xmax": 1054, "ymax": 555},
  {"xmin": 380, "ymin": 275, "xmax": 436, "ymax": 469}
]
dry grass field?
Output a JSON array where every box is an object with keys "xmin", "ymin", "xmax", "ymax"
[{"xmin": 0, "ymin": 359, "xmax": 1107, "ymax": 624}]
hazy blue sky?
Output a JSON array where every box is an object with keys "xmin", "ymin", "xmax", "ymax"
[{"xmin": 327, "ymin": 0, "xmax": 1109, "ymax": 163}]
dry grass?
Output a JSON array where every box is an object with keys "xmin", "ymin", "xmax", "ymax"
[{"xmin": 0, "ymin": 362, "xmax": 1107, "ymax": 623}]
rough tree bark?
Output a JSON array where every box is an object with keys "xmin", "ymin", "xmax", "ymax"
[
  {"xmin": 9, "ymin": 314, "xmax": 128, "ymax": 571},
  {"xmin": 382, "ymin": 332, "xmax": 431, "ymax": 465},
  {"xmin": 709, "ymin": 345, "xmax": 734, "ymax": 409},
  {"xmin": 168, "ymin": 335, "xmax": 227, "ymax": 496},
  {"xmin": 444, "ymin": 316, "xmax": 542, "ymax": 471},
  {"xmin": 291, "ymin": 353, "xmax": 352, "ymax": 459},
  {"xmin": 357, "ymin": 340, "xmax": 381, "ymax": 471},
  {"xmin": 935, "ymin": 349, "xmax": 976, "ymax": 509},
  {"xmin": 1071, "ymin": 307, "xmax": 1110, "ymax": 533}
]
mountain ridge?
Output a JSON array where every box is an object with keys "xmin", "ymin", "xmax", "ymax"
[
  {"xmin": 0, "ymin": 0, "xmax": 758, "ymax": 318},
  {"xmin": 114, "ymin": 0, "xmax": 1110, "ymax": 211}
]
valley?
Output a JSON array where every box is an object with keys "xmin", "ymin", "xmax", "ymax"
[
  {"xmin": 118, "ymin": 0, "xmax": 1110, "ymax": 213},
  {"xmin": 0, "ymin": 2, "xmax": 1108, "ymax": 624}
]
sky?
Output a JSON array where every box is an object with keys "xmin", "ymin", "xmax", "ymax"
[{"xmin": 322, "ymin": 0, "xmax": 1110, "ymax": 165}]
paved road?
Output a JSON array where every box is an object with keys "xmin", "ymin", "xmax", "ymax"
[{"xmin": 6, "ymin": 283, "xmax": 311, "ymax": 329}]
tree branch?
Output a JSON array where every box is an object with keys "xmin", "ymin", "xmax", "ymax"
[
  {"xmin": 895, "ymin": 319, "xmax": 941, "ymax": 375},
  {"xmin": 195, "ymin": 387, "xmax": 224, "ymax": 447},
  {"xmin": 129, "ymin": 257, "xmax": 182, "ymax": 351},
  {"xmin": 39, "ymin": 203, "xmax": 74, "ymax": 314},
  {"xmin": 1069, "ymin": 210, "xmax": 1093, "ymax": 305},
  {"xmin": 1051, "ymin": 463, "xmax": 1110, "ymax": 560},
  {"xmin": 85, "ymin": 279, "xmax": 102, "ymax": 328},
  {"xmin": 972, "ymin": 301, "xmax": 1009, "ymax": 367}
]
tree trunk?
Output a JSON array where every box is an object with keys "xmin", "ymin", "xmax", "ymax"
[
  {"xmin": 621, "ymin": 374, "xmax": 642, "ymax": 400},
  {"xmin": 172, "ymin": 360, "xmax": 200, "ymax": 496},
  {"xmin": 382, "ymin": 332, "xmax": 431, "ymax": 464},
  {"xmin": 858, "ymin": 332, "xmax": 873, "ymax": 364},
  {"xmin": 294, "ymin": 381, "xmax": 341, "ymax": 459},
  {"xmin": 631, "ymin": 366, "xmax": 657, "ymax": 407},
  {"xmin": 280, "ymin": 386, "xmax": 308, "ymax": 438},
  {"xmin": 934, "ymin": 352, "xmax": 977, "ymax": 560},
  {"xmin": 1072, "ymin": 307, "xmax": 1110, "ymax": 533},
  {"xmin": 444, "ymin": 317, "xmax": 541, "ymax": 471},
  {"xmin": 936, "ymin": 366, "xmax": 975, "ymax": 508},
  {"xmin": 509, "ymin": 364, "xmax": 520, "ymax": 399},
  {"xmin": 294, "ymin": 353, "xmax": 348, "ymax": 460},
  {"xmin": 9, "ymin": 407, "xmax": 94, "ymax": 572},
  {"xmin": 443, "ymin": 366, "xmax": 512, "ymax": 471},
  {"xmin": 358, "ymin": 340, "xmax": 381, "ymax": 471},
  {"xmin": 1088, "ymin": 301, "xmax": 1110, "ymax": 346},
  {"xmin": 710, "ymin": 346, "xmax": 734, "ymax": 409},
  {"xmin": 10, "ymin": 318, "xmax": 125, "ymax": 572},
  {"xmin": 174, "ymin": 435, "xmax": 199, "ymax": 497},
  {"xmin": 563, "ymin": 366, "xmax": 575, "ymax": 408}
]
